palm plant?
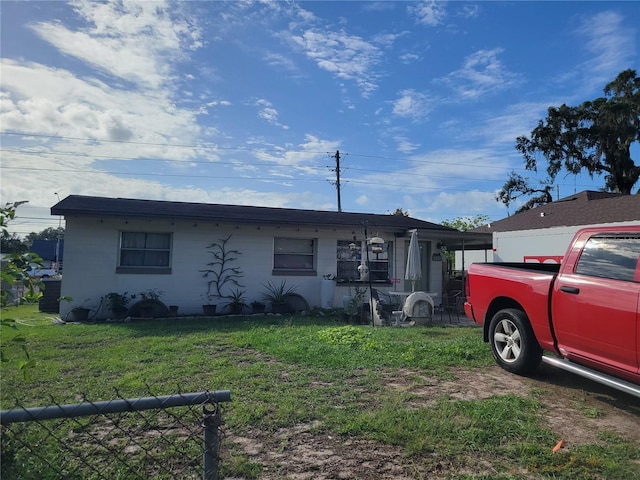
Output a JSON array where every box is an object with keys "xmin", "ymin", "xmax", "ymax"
[
  {"xmin": 261, "ymin": 280, "xmax": 297, "ymax": 313},
  {"xmin": 224, "ymin": 289, "xmax": 248, "ymax": 314}
]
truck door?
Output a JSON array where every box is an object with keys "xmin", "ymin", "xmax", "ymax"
[{"xmin": 552, "ymin": 233, "xmax": 639, "ymax": 377}]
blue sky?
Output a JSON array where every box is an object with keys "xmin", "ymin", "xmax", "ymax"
[{"xmin": 1, "ymin": 0, "xmax": 638, "ymax": 237}]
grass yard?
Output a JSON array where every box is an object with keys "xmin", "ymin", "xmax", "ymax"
[{"xmin": 1, "ymin": 304, "xmax": 639, "ymax": 479}]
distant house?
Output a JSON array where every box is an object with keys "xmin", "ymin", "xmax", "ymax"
[
  {"xmin": 31, "ymin": 239, "xmax": 64, "ymax": 271},
  {"xmin": 52, "ymin": 195, "xmax": 490, "ymax": 318},
  {"xmin": 463, "ymin": 190, "xmax": 640, "ymax": 266}
]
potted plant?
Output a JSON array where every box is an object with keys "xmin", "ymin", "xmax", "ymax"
[
  {"xmin": 135, "ymin": 288, "xmax": 164, "ymax": 318},
  {"xmin": 261, "ymin": 280, "xmax": 297, "ymax": 314},
  {"xmin": 102, "ymin": 292, "xmax": 134, "ymax": 319},
  {"xmin": 201, "ymin": 299, "xmax": 217, "ymax": 316},
  {"xmin": 71, "ymin": 306, "xmax": 90, "ymax": 322},
  {"xmin": 224, "ymin": 289, "xmax": 248, "ymax": 315},
  {"xmin": 59, "ymin": 296, "xmax": 92, "ymax": 322},
  {"xmin": 250, "ymin": 300, "xmax": 266, "ymax": 314}
]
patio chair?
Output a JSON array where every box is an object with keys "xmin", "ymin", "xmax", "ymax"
[{"xmin": 441, "ymin": 290, "xmax": 464, "ymax": 323}]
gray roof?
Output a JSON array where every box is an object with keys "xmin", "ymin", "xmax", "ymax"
[
  {"xmin": 51, "ymin": 195, "xmax": 452, "ymax": 233},
  {"xmin": 473, "ymin": 190, "xmax": 640, "ymax": 234}
]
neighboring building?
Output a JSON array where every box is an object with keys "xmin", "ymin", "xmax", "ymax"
[
  {"xmin": 461, "ymin": 191, "xmax": 640, "ymax": 266},
  {"xmin": 52, "ymin": 195, "xmax": 490, "ymax": 318},
  {"xmin": 31, "ymin": 239, "xmax": 64, "ymax": 271}
]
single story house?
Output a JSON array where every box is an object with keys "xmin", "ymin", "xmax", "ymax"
[
  {"xmin": 459, "ymin": 190, "xmax": 640, "ymax": 267},
  {"xmin": 52, "ymin": 195, "xmax": 491, "ymax": 319}
]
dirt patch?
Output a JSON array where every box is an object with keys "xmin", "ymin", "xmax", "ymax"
[{"xmin": 225, "ymin": 364, "xmax": 640, "ymax": 479}]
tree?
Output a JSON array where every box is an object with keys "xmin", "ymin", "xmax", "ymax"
[
  {"xmin": 1, "ymin": 201, "xmax": 40, "ymax": 380},
  {"xmin": 0, "ymin": 202, "xmax": 44, "ymax": 306},
  {"xmin": 390, "ymin": 208, "xmax": 410, "ymax": 216},
  {"xmin": 442, "ymin": 214, "xmax": 490, "ymax": 232},
  {"xmin": 496, "ymin": 173, "xmax": 554, "ymax": 214},
  {"xmin": 499, "ymin": 69, "xmax": 640, "ymax": 210},
  {"xmin": 441, "ymin": 215, "xmax": 490, "ymax": 272},
  {"xmin": 25, "ymin": 227, "xmax": 65, "ymax": 246},
  {"xmin": 0, "ymin": 231, "xmax": 28, "ymax": 254}
]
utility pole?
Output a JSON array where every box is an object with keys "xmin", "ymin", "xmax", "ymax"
[{"xmin": 333, "ymin": 150, "xmax": 342, "ymax": 212}]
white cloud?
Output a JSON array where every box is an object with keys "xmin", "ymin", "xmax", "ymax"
[
  {"xmin": 286, "ymin": 29, "xmax": 382, "ymax": 97},
  {"xmin": 573, "ymin": 11, "xmax": 636, "ymax": 91},
  {"xmin": 471, "ymin": 101, "xmax": 552, "ymax": 146},
  {"xmin": 254, "ymin": 99, "xmax": 289, "ymax": 130},
  {"xmin": 350, "ymin": 148, "xmax": 511, "ymax": 202},
  {"xmin": 458, "ymin": 4, "xmax": 480, "ymax": 19},
  {"xmin": 0, "ymin": 59, "xmax": 201, "ymax": 156},
  {"xmin": 409, "ymin": 1, "xmax": 447, "ymax": 27},
  {"xmin": 394, "ymin": 135, "xmax": 419, "ymax": 153},
  {"xmin": 264, "ymin": 52, "xmax": 301, "ymax": 75},
  {"xmin": 30, "ymin": 0, "xmax": 202, "ymax": 90},
  {"xmin": 254, "ymin": 134, "xmax": 340, "ymax": 172},
  {"xmin": 399, "ymin": 52, "xmax": 420, "ymax": 64},
  {"xmin": 439, "ymin": 48, "xmax": 521, "ymax": 100},
  {"xmin": 391, "ymin": 89, "xmax": 432, "ymax": 118},
  {"xmin": 428, "ymin": 190, "xmax": 502, "ymax": 217},
  {"xmin": 356, "ymin": 194, "xmax": 369, "ymax": 205}
]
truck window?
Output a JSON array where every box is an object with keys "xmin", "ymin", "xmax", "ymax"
[{"xmin": 574, "ymin": 235, "xmax": 639, "ymax": 282}]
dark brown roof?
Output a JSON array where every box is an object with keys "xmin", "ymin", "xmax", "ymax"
[
  {"xmin": 52, "ymin": 195, "xmax": 456, "ymax": 234},
  {"xmin": 472, "ymin": 191, "xmax": 640, "ymax": 233}
]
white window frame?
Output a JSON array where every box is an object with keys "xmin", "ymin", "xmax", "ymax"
[
  {"xmin": 117, "ymin": 231, "xmax": 173, "ymax": 274},
  {"xmin": 273, "ymin": 237, "xmax": 317, "ymax": 276}
]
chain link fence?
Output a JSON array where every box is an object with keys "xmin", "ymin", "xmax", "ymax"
[{"xmin": 1, "ymin": 389, "xmax": 231, "ymax": 480}]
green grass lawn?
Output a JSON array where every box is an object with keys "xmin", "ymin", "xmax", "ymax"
[{"xmin": 2, "ymin": 304, "xmax": 638, "ymax": 479}]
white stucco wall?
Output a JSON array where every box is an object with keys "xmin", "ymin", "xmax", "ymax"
[
  {"xmin": 492, "ymin": 220, "xmax": 640, "ymax": 263},
  {"xmin": 454, "ymin": 249, "xmax": 493, "ymax": 271},
  {"xmin": 59, "ymin": 215, "xmax": 443, "ymax": 319},
  {"xmin": 455, "ymin": 220, "xmax": 640, "ymax": 267}
]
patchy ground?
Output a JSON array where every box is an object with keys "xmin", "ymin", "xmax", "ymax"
[{"xmin": 224, "ymin": 364, "xmax": 640, "ymax": 479}]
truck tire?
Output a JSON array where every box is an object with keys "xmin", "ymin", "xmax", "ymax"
[{"xmin": 488, "ymin": 308, "xmax": 542, "ymax": 375}]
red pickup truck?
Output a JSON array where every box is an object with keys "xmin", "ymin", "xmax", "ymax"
[{"xmin": 464, "ymin": 225, "xmax": 640, "ymax": 397}]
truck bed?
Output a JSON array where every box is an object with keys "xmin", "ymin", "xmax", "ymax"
[{"xmin": 472, "ymin": 262, "xmax": 560, "ymax": 274}]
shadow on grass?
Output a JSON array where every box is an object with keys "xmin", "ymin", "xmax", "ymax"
[{"xmin": 523, "ymin": 362, "xmax": 640, "ymax": 415}]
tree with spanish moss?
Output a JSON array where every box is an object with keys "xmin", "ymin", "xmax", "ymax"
[{"xmin": 498, "ymin": 69, "xmax": 640, "ymax": 212}]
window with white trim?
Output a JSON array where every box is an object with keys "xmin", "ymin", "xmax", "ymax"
[
  {"xmin": 273, "ymin": 238, "xmax": 316, "ymax": 275},
  {"xmin": 118, "ymin": 232, "xmax": 172, "ymax": 272}
]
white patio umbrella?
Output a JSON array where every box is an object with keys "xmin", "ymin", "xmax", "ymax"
[{"xmin": 405, "ymin": 229, "xmax": 421, "ymax": 291}]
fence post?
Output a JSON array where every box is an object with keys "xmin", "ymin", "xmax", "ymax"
[{"xmin": 203, "ymin": 403, "xmax": 222, "ymax": 480}]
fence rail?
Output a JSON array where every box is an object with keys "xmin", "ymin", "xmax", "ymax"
[{"xmin": 1, "ymin": 389, "xmax": 232, "ymax": 480}]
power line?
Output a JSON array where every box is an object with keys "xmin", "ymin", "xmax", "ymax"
[
  {"xmin": 2, "ymin": 130, "xmax": 533, "ymax": 172},
  {"xmin": 2, "ymin": 145, "xmax": 560, "ymax": 185}
]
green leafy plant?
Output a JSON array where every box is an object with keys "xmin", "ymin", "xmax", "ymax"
[
  {"xmin": 260, "ymin": 280, "xmax": 297, "ymax": 305},
  {"xmin": 138, "ymin": 289, "xmax": 163, "ymax": 302},
  {"xmin": 224, "ymin": 289, "xmax": 248, "ymax": 314},
  {"xmin": 102, "ymin": 292, "xmax": 134, "ymax": 311},
  {"xmin": 1, "ymin": 201, "xmax": 45, "ymax": 307},
  {"xmin": 346, "ymin": 286, "xmax": 368, "ymax": 322},
  {"xmin": 0, "ymin": 318, "xmax": 36, "ymax": 381}
]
